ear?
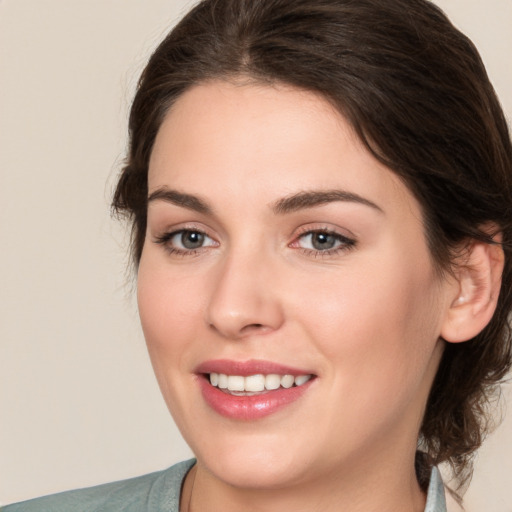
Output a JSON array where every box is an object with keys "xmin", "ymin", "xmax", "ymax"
[{"xmin": 441, "ymin": 232, "xmax": 504, "ymax": 343}]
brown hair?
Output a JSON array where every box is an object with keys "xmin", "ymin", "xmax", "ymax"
[{"xmin": 113, "ymin": 0, "xmax": 512, "ymax": 493}]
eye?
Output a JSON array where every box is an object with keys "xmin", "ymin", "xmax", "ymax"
[
  {"xmin": 293, "ymin": 229, "xmax": 356, "ymax": 254},
  {"xmin": 154, "ymin": 229, "xmax": 217, "ymax": 254},
  {"xmin": 173, "ymin": 230, "xmax": 209, "ymax": 250}
]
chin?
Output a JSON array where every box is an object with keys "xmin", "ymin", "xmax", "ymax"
[
  {"xmin": 206, "ymin": 455, "xmax": 306, "ymax": 490},
  {"xmin": 192, "ymin": 431, "xmax": 312, "ymax": 489}
]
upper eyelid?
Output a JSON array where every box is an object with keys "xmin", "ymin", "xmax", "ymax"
[
  {"xmin": 290, "ymin": 226, "xmax": 357, "ymax": 250},
  {"xmin": 152, "ymin": 222, "xmax": 216, "ymax": 237},
  {"xmin": 147, "ymin": 214, "xmax": 225, "ymax": 238},
  {"xmin": 154, "ymin": 230, "xmax": 354, "ymax": 258},
  {"xmin": 155, "ymin": 226, "xmax": 353, "ymax": 240},
  {"xmin": 293, "ymin": 223, "xmax": 356, "ymax": 240},
  {"xmin": 150, "ymin": 222, "xmax": 357, "ymax": 249},
  {"xmin": 298, "ymin": 230, "xmax": 354, "ymax": 240},
  {"xmin": 293, "ymin": 230, "xmax": 355, "ymax": 245},
  {"xmin": 153, "ymin": 229, "xmax": 218, "ymax": 256},
  {"xmin": 163, "ymin": 227, "xmax": 217, "ymax": 243}
]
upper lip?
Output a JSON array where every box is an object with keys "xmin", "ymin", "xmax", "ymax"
[{"xmin": 195, "ymin": 359, "xmax": 314, "ymax": 377}]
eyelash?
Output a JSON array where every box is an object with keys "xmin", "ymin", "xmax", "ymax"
[
  {"xmin": 292, "ymin": 228, "xmax": 356, "ymax": 257},
  {"xmin": 153, "ymin": 228, "xmax": 217, "ymax": 257},
  {"xmin": 153, "ymin": 228, "xmax": 356, "ymax": 257}
]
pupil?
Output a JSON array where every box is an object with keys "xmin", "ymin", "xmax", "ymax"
[
  {"xmin": 181, "ymin": 231, "xmax": 204, "ymax": 249},
  {"xmin": 312, "ymin": 233, "xmax": 335, "ymax": 250}
]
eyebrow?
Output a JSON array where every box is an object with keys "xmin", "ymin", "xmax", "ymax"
[
  {"xmin": 147, "ymin": 187, "xmax": 213, "ymax": 214},
  {"xmin": 272, "ymin": 190, "xmax": 383, "ymax": 214},
  {"xmin": 147, "ymin": 187, "xmax": 383, "ymax": 216}
]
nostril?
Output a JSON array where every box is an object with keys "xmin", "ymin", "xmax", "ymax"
[{"xmin": 241, "ymin": 323, "xmax": 266, "ymax": 333}]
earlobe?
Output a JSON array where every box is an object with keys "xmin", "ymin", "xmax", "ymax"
[{"xmin": 441, "ymin": 234, "xmax": 504, "ymax": 343}]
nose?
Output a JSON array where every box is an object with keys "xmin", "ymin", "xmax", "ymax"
[{"xmin": 205, "ymin": 249, "xmax": 285, "ymax": 340}]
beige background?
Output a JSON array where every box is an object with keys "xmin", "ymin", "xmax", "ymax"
[{"xmin": 0, "ymin": 0, "xmax": 510, "ymax": 509}]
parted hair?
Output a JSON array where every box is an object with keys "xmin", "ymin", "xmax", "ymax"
[{"xmin": 113, "ymin": 0, "xmax": 512, "ymax": 494}]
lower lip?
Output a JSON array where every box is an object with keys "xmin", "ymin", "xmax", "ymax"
[{"xmin": 198, "ymin": 377, "xmax": 313, "ymax": 420}]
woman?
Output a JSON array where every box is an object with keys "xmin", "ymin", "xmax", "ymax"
[{"xmin": 4, "ymin": 0, "xmax": 511, "ymax": 510}]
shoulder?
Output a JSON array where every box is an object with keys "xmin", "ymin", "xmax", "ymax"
[{"xmin": 2, "ymin": 459, "xmax": 195, "ymax": 512}]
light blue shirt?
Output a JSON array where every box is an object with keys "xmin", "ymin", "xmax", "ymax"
[
  {"xmin": 2, "ymin": 459, "xmax": 447, "ymax": 511},
  {"xmin": 425, "ymin": 466, "xmax": 447, "ymax": 512}
]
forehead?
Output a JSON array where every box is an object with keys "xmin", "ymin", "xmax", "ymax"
[
  {"xmin": 148, "ymin": 80, "xmax": 420, "ymax": 221},
  {"xmin": 149, "ymin": 80, "xmax": 349, "ymax": 178}
]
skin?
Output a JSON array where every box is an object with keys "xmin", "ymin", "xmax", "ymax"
[{"xmin": 137, "ymin": 80, "xmax": 461, "ymax": 512}]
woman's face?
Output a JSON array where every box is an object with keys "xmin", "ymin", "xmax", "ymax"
[{"xmin": 138, "ymin": 81, "xmax": 456, "ymax": 489}]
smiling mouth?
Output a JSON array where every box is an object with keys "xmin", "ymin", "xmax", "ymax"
[{"xmin": 207, "ymin": 373, "xmax": 314, "ymax": 396}]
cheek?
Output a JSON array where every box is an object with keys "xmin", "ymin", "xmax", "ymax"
[
  {"xmin": 295, "ymin": 264, "xmax": 441, "ymax": 447},
  {"xmin": 137, "ymin": 255, "xmax": 204, "ymax": 369},
  {"xmin": 136, "ymin": 254, "xmax": 212, "ymax": 431},
  {"xmin": 290, "ymin": 249, "xmax": 442, "ymax": 391}
]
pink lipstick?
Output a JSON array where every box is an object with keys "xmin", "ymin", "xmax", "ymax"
[{"xmin": 195, "ymin": 359, "xmax": 315, "ymax": 420}]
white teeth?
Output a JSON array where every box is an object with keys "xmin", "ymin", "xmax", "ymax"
[
  {"xmin": 265, "ymin": 374, "xmax": 281, "ymax": 390},
  {"xmin": 294, "ymin": 375, "xmax": 311, "ymax": 386},
  {"xmin": 208, "ymin": 372, "xmax": 312, "ymax": 392},
  {"xmin": 227, "ymin": 375, "xmax": 245, "ymax": 391},
  {"xmin": 218, "ymin": 373, "xmax": 228, "ymax": 389},
  {"xmin": 245, "ymin": 374, "xmax": 265, "ymax": 392},
  {"xmin": 281, "ymin": 374, "xmax": 295, "ymax": 388}
]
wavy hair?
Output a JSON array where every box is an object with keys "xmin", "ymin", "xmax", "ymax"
[{"xmin": 113, "ymin": 0, "xmax": 512, "ymax": 496}]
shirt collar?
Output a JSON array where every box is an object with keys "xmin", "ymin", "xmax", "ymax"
[{"xmin": 424, "ymin": 466, "xmax": 447, "ymax": 512}]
